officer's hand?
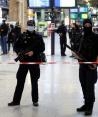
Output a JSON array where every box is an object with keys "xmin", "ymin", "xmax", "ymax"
[{"xmin": 25, "ymin": 51, "xmax": 34, "ymax": 56}]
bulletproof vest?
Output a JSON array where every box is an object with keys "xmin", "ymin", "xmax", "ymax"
[
  {"xmin": 79, "ymin": 33, "xmax": 97, "ymax": 61},
  {"xmin": 21, "ymin": 31, "xmax": 37, "ymax": 48}
]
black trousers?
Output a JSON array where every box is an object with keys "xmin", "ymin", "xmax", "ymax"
[
  {"xmin": 8, "ymin": 42, "xmax": 14, "ymax": 52},
  {"xmin": 79, "ymin": 64, "xmax": 97, "ymax": 108},
  {"xmin": 13, "ymin": 64, "xmax": 40, "ymax": 103},
  {"xmin": 60, "ymin": 37, "xmax": 66, "ymax": 55}
]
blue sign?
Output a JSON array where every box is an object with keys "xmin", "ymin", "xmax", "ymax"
[
  {"xmin": 79, "ymin": 7, "xmax": 88, "ymax": 13},
  {"xmin": 29, "ymin": 0, "xmax": 50, "ymax": 8},
  {"xmin": 70, "ymin": 8, "xmax": 78, "ymax": 13}
]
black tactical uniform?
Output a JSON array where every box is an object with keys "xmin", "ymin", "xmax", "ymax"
[
  {"xmin": 8, "ymin": 28, "xmax": 45, "ymax": 106},
  {"xmin": 56, "ymin": 21, "xmax": 67, "ymax": 56},
  {"xmin": 77, "ymin": 19, "xmax": 98, "ymax": 115},
  {"xmin": 69, "ymin": 23, "xmax": 82, "ymax": 52}
]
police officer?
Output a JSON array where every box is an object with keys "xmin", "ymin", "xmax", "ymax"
[
  {"xmin": 8, "ymin": 20, "xmax": 45, "ymax": 107},
  {"xmin": 69, "ymin": 23, "xmax": 82, "ymax": 58},
  {"xmin": 70, "ymin": 23, "xmax": 82, "ymax": 52},
  {"xmin": 14, "ymin": 22, "xmax": 21, "ymax": 40},
  {"xmin": 76, "ymin": 19, "xmax": 98, "ymax": 115},
  {"xmin": 56, "ymin": 20, "xmax": 67, "ymax": 56}
]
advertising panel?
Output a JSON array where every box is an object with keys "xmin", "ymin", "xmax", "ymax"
[
  {"xmin": 54, "ymin": 0, "xmax": 76, "ymax": 8},
  {"xmin": 29, "ymin": 0, "xmax": 50, "ymax": 8},
  {"xmin": 70, "ymin": 8, "xmax": 78, "ymax": 13},
  {"xmin": 70, "ymin": 13, "xmax": 78, "ymax": 19},
  {"xmin": 79, "ymin": 7, "xmax": 88, "ymax": 13}
]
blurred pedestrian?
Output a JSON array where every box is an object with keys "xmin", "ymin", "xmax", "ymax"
[
  {"xmin": 7, "ymin": 24, "xmax": 15, "ymax": 53},
  {"xmin": 0, "ymin": 20, "xmax": 9, "ymax": 55},
  {"xmin": 56, "ymin": 21, "xmax": 67, "ymax": 56},
  {"xmin": 14, "ymin": 22, "xmax": 21, "ymax": 41},
  {"xmin": 69, "ymin": 23, "xmax": 82, "ymax": 57}
]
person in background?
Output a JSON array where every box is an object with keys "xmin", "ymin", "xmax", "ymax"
[
  {"xmin": 69, "ymin": 23, "xmax": 82, "ymax": 58},
  {"xmin": 76, "ymin": 19, "xmax": 98, "ymax": 116},
  {"xmin": 56, "ymin": 20, "xmax": 67, "ymax": 56},
  {"xmin": 14, "ymin": 22, "xmax": 21, "ymax": 41},
  {"xmin": 8, "ymin": 20, "xmax": 45, "ymax": 107},
  {"xmin": 0, "ymin": 20, "xmax": 9, "ymax": 55},
  {"xmin": 7, "ymin": 24, "xmax": 15, "ymax": 53}
]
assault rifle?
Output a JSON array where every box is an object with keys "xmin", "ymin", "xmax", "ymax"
[
  {"xmin": 66, "ymin": 44, "xmax": 97, "ymax": 70},
  {"xmin": 14, "ymin": 49, "xmax": 47, "ymax": 63},
  {"xmin": 14, "ymin": 49, "xmax": 29, "ymax": 62}
]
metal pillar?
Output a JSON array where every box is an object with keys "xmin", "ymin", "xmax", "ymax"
[{"xmin": 50, "ymin": 0, "xmax": 55, "ymax": 55}]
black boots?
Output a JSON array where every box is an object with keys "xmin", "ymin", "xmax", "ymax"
[
  {"xmin": 77, "ymin": 103, "xmax": 94, "ymax": 116},
  {"xmin": 33, "ymin": 102, "xmax": 39, "ymax": 107},
  {"xmin": 8, "ymin": 101, "xmax": 39, "ymax": 107},
  {"xmin": 8, "ymin": 101, "xmax": 20, "ymax": 106},
  {"xmin": 77, "ymin": 105, "xmax": 86, "ymax": 112},
  {"xmin": 84, "ymin": 103, "xmax": 93, "ymax": 116},
  {"xmin": 85, "ymin": 109, "xmax": 93, "ymax": 116}
]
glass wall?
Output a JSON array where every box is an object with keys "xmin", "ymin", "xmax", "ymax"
[{"xmin": 0, "ymin": 0, "xmax": 8, "ymax": 6}]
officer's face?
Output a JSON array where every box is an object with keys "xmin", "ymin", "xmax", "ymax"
[
  {"xmin": 84, "ymin": 23, "xmax": 92, "ymax": 28},
  {"xmin": 27, "ymin": 26, "xmax": 35, "ymax": 32},
  {"xmin": 84, "ymin": 23, "xmax": 92, "ymax": 34}
]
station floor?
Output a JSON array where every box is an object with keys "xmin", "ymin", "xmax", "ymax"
[{"xmin": 0, "ymin": 34, "xmax": 98, "ymax": 117}]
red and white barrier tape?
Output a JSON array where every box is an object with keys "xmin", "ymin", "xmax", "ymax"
[{"xmin": 0, "ymin": 61, "xmax": 98, "ymax": 65}]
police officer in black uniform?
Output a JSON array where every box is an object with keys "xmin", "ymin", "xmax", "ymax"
[
  {"xmin": 76, "ymin": 19, "xmax": 98, "ymax": 115},
  {"xmin": 69, "ymin": 23, "xmax": 82, "ymax": 52},
  {"xmin": 56, "ymin": 20, "xmax": 67, "ymax": 56},
  {"xmin": 69, "ymin": 23, "xmax": 82, "ymax": 58},
  {"xmin": 8, "ymin": 20, "xmax": 45, "ymax": 107}
]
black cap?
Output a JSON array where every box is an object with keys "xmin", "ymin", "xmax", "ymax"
[
  {"xmin": 83, "ymin": 19, "xmax": 92, "ymax": 26},
  {"xmin": 27, "ymin": 20, "xmax": 35, "ymax": 26}
]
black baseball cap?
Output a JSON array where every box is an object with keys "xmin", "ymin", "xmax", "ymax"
[
  {"xmin": 27, "ymin": 20, "xmax": 35, "ymax": 26},
  {"xmin": 83, "ymin": 19, "xmax": 92, "ymax": 26}
]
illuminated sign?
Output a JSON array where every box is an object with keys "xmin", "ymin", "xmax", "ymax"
[
  {"xmin": 79, "ymin": 7, "xmax": 88, "ymax": 12},
  {"xmin": 54, "ymin": 0, "xmax": 76, "ymax": 7},
  {"xmin": 70, "ymin": 8, "xmax": 78, "ymax": 13},
  {"xmin": 70, "ymin": 13, "xmax": 78, "ymax": 19},
  {"xmin": 28, "ymin": 0, "xmax": 50, "ymax": 8},
  {"xmin": 80, "ymin": 13, "xmax": 88, "ymax": 19}
]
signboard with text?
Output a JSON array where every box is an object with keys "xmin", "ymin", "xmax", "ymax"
[
  {"xmin": 80, "ymin": 13, "xmax": 88, "ymax": 19},
  {"xmin": 79, "ymin": 7, "xmax": 88, "ymax": 12},
  {"xmin": 28, "ymin": 0, "xmax": 50, "ymax": 8},
  {"xmin": 70, "ymin": 8, "xmax": 78, "ymax": 13},
  {"xmin": 70, "ymin": 13, "xmax": 78, "ymax": 19},
  {"xmin": 54, "ymin": 0, "xmax": 76, "ymax": 8}
]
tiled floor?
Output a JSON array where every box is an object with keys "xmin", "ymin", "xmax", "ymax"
[{"xmin": 0, "ymin": 34, "xmax": 98, "ymax": 117}]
